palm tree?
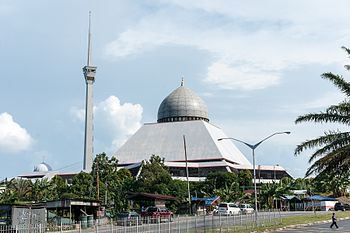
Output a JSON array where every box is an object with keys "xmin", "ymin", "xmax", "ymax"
[
  {"xmin": 295, "ymin": 47, "xmax": 350, "ymax": 177},
  {"xmin": 31, "ymin": 178, "xmax": 51, "ymax": 202},
  {"xmin": 4, "ymin": 178, "xmax": 32, "ymax": 203}
]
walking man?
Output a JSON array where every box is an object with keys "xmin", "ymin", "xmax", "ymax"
[{"xmin": 330, "ymin": 212, "xmax": 339, "ymax": 229}]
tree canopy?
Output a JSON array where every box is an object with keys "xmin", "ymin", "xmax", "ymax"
[{"xmin": 295, "ymin": 46, "xmax": 350, "ymax": 179}]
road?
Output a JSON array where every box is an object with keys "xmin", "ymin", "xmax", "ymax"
[
  {"xmin": 275, "ymin": 218, "xmax": 350, "ymax": 233},
  {"xmin": 48, "ymin": 211, "xmax": 332, "ymax": 233},
  {"xmin": 86, "ymin": 211, "xmax": 326, "ymax": 233}
]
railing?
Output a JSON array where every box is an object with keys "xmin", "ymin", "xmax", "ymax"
[{"xmin": 0, "ymin": 209, "xmax": 285, "ymax": 233}]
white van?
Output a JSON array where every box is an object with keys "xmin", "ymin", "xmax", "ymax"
[
  {"xmin": 239, "ymin": 203, "xmax": 254, "ymax": 214},
  {"xmin": 217, "ymin": 203, "xmax": 241, "ymax": 215}
]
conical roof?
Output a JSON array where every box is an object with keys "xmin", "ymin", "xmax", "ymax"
[
  {"xmin": 157, "ymin": 81, "xmax": 209, "ymax": 123},
  {"xmin": 116, "ymin": 120, "xmax": 251, "ymax": 166}
]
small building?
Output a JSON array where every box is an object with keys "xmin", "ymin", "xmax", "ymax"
[
  {"xmin": 0, "ymin": 204, "xmax": 46, "ymax": 227},
  {"xmin": 281, "ymin": 195, "xmax": 303, "ymax": 211},
  {"xmin": 191, "ymin": 196, "xmax": 220, "ymax": 215},
  {"xmin": 127, "ymin": 192, "xmax": 176, "ymax": 209},
  {"xmin": 45, "ymin": 199, "xmax": 100, "ymax": 224},
  {"xmin": 303, "ymin": 195, "xmax": 337, "ymax": 211}
]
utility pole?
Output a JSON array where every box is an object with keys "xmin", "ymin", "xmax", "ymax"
[
  {"xmin": 183, "ymin": 135, "xmax": 191, "ymax": 215},
  {"xmin": 96, "ymin": 159, "xmax": 100, "ymax": 201}
]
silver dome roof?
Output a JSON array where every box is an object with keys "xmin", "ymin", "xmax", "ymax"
[
  {"xmin": 33, "ymin": 162, "xmax": 52, "ymax": 173},
  {"xmin": 157, "ymin": 82, "xmax": 209, "ymax": 123}
]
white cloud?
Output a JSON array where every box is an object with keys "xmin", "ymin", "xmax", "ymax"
[
  {"xmin": 70, "ymin": 107, "xmax": 85, "ymax": 122},
  {"xmin": 72, "ymin": 96, "xmax": 143, "ymax": 152},
  {"xmin": 104, "ymin": 1, "xmax": 350, "ymax": 90},
  {"xmin": 205, "ymin": 61, "xmax": 280, "ymax": 90},
  {"xmin": 96, "ymin": 96, "xmax": 143, "ymax": 149},
  {"xmin": 300, "ymin": 92, "xmax": 345, "ymax": 110},
  {"xmin": 281, "ymin": 92, "xmax": 345, "ymax": 114},
  {"xmin": 0, "ymin": 112, "xmax": 33, "ymax": 153}
]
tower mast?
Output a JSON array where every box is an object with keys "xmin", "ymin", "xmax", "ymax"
[{"xmin": 83, "ymin": 11, "xmax": 97, "ymax": 172}]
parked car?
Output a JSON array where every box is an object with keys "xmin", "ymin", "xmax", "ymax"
[
  {"xmin": 239, "ymin": 204, "xmax": 254, "ymax": 214},
  {"xmin": 116, "ymin": 211, "xmax": 142, "ymax": 226},
  {"xmin": 217, "ymin": 203, "xmax": 241, "ymax": 215},
  {"xmin": 141, "ymin": 206, "xmax": 173, "ymax": 223},
  {"xmin": 334, "ymin": 202, "xmax": 350, "ymax": 211}
]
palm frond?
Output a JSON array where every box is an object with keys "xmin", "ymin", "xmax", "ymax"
[
  {"xmin": 322, "ymin": 72, "xmax": 350, "ymax": 97},
  {"xmin": 294, "ymin": 131, "xmax": 350, "ymax": 155},
  {"xmin": 326, "ymin": 101, "xmax": 350, "ymax": 115},
  {"xmin": 307, "ymin": 131, "xmax": 350, "ymax": 161},
  {"xmin": 341, "ymin": 46, "xmax": 350, "ymax": 57},
  {"xmin": 295, "ymin": 112, "xmax": 350, "ymax": 125},
  {"xmin": 305, "ymin": 146, "xmax": 350, "ymax": 177}
]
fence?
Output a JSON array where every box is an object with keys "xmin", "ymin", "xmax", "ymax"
[{"xmin": 0, "ymin": 210, "xmax": 283, "ymax": 233}]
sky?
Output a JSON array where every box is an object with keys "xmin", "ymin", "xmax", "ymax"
[{"xmin": 1, "ymin": 0, "xmax": 350, "ymax": 179}]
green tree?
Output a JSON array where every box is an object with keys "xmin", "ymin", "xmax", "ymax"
[
  {"xmin": 92, "ymin": 152, "xmax": 118, "ymax": 183},
  {"xmin": 204, "ymin": 171, "xmax": 238, "ymax": 195},
  {"xmin": 30, "ymin": 178, "xmax": 51, "ymax": 202},
  {"xmin": 295, "ymin": 47, "xmax": 350, "ymax": 177},
  {"xmin": 259, "ymin": 178, "xmax": 292, "ymax": 209},
  {"xmin": 49, "ymin": 175, "xmax": 69, "ymax": 199},
  {"xmin": 71, "ymin": 172, "xmax": 95, "ymax": 199},
  {"xmin": 213, "ymin": 182, "xmax": 241, "ymax": 202},
  {"xmin": 1, "ymin": 178, "xmax": 32, "ymax": 203},
  {"xmin": 108, "ymin": 169, "xmax": 134, "ymax": 214},
  {"xmin": 238, "ymin": 169, "xmax": 253, "ymax": 190},
  {"xmin": 135, "ymin": 155, "xmax": 172, "ymax": 194},
  {"xmin": 91, "ymin": 153, "xmax": 120, "ymax": 204},
  {"xmin": 313, "ymin": 171, "xmax": 350, "ymax": 197},
  {"xmin": 91, "ymin": 153, "xmax": 136, "ymax": 215}
]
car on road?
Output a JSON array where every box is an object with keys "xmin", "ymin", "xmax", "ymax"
[
  {"xmin": 334, "ymin": 202, "xmax": 350, "ymax": 211},
  {"xmin": 116, "ymin": 211, "xmax": 142, "ymax": 226},
  {"xmin": 141, "ymin": 206, "xmax": 173, "ymax": 223},
  {"xmin": 217, "ymin": 203, "xmax": 241, "ymax": 215},
  {"xmin": 239, "ymin": 204, "xmax": 254, "ymax": 214}
]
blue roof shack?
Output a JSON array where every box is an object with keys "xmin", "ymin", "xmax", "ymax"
[
  {"xmin": 304, "ymin": 195, "xmax": 337, "ymax": 201},
  {"xmin": 303, "ymin": 195, "xmax": 337, "ymax": 211},
  {"xmin": 191, "ymin": 196, "xmax": 220, "ymax": 215}
]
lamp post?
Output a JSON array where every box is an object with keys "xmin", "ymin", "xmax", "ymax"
[{"xmin": 218, "ymin": 131, "xmax": 290, "ymax": 225}]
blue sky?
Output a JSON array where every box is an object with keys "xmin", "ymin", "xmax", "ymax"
[{"xmin": 1, "ymin": 0, "xmax": 350, "ymax": 179}]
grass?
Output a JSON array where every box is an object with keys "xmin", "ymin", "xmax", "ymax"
[{"xmin": 227, "ymin": 211, "xmax": 350, "ymax": 233}]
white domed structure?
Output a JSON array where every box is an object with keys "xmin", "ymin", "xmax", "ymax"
[
  {"xmin": 33, "ymin": 162, "xmax": 53, "ymax": 173},
  {"xmin": 157, "ymin": 81, "xmax": 209, "ymax": 123},
  {"xmin": 115, "ymin": 80, "xmax": 292, "ymax": 182},
  {"xmin": 115, "ymin": 80, "xmax": 255, "ymax": 179}
]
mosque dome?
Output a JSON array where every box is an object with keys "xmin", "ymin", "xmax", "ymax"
[
  {"xmin": 157, "ymin": 80, "xmax": 209, "ymax": 123},
  {"xmin": 33, "ymin": 162, "xmax": 52, "ymax": 173}
]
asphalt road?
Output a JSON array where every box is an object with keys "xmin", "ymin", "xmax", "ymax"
[{"xmin": 275, "ymin": 218, "xmax": 350, "ymax": 233}]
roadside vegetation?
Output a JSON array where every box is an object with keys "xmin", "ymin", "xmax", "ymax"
[{"xmin": 1, "ymin": 152, "xmax": 350, "ymax": 216}]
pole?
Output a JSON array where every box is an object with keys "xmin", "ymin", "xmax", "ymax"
[
  {"xmin": 253, "ymin": 148, "xmax": 258, "ymax": 225},
  {"xmin": 105, "ymin": 182, "xmax": 108, "ymax": 205},
  {"xmin": 183, "ymin": 135, "xmax": 191, "ymax": 215},
  {"xmin": 96, "ymin": 159, "xmax": 99, "ymax": 201},
  {"xmin": 217, "ymin": 132, "xmax": 291, "ymax": 225}
]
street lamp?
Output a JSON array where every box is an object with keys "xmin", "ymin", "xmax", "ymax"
[{"xmin": 218, "ymin": 131, "xmax": 290, "ymax": 225}]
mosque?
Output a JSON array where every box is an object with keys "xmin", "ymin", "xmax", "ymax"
[
  {"xmin": 115, "ymin": 80, "xmax": 292, "ymax": 183},
  {"xmin": 17, "ymin": 15, "xmax": 291, "ymax": 184}
]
